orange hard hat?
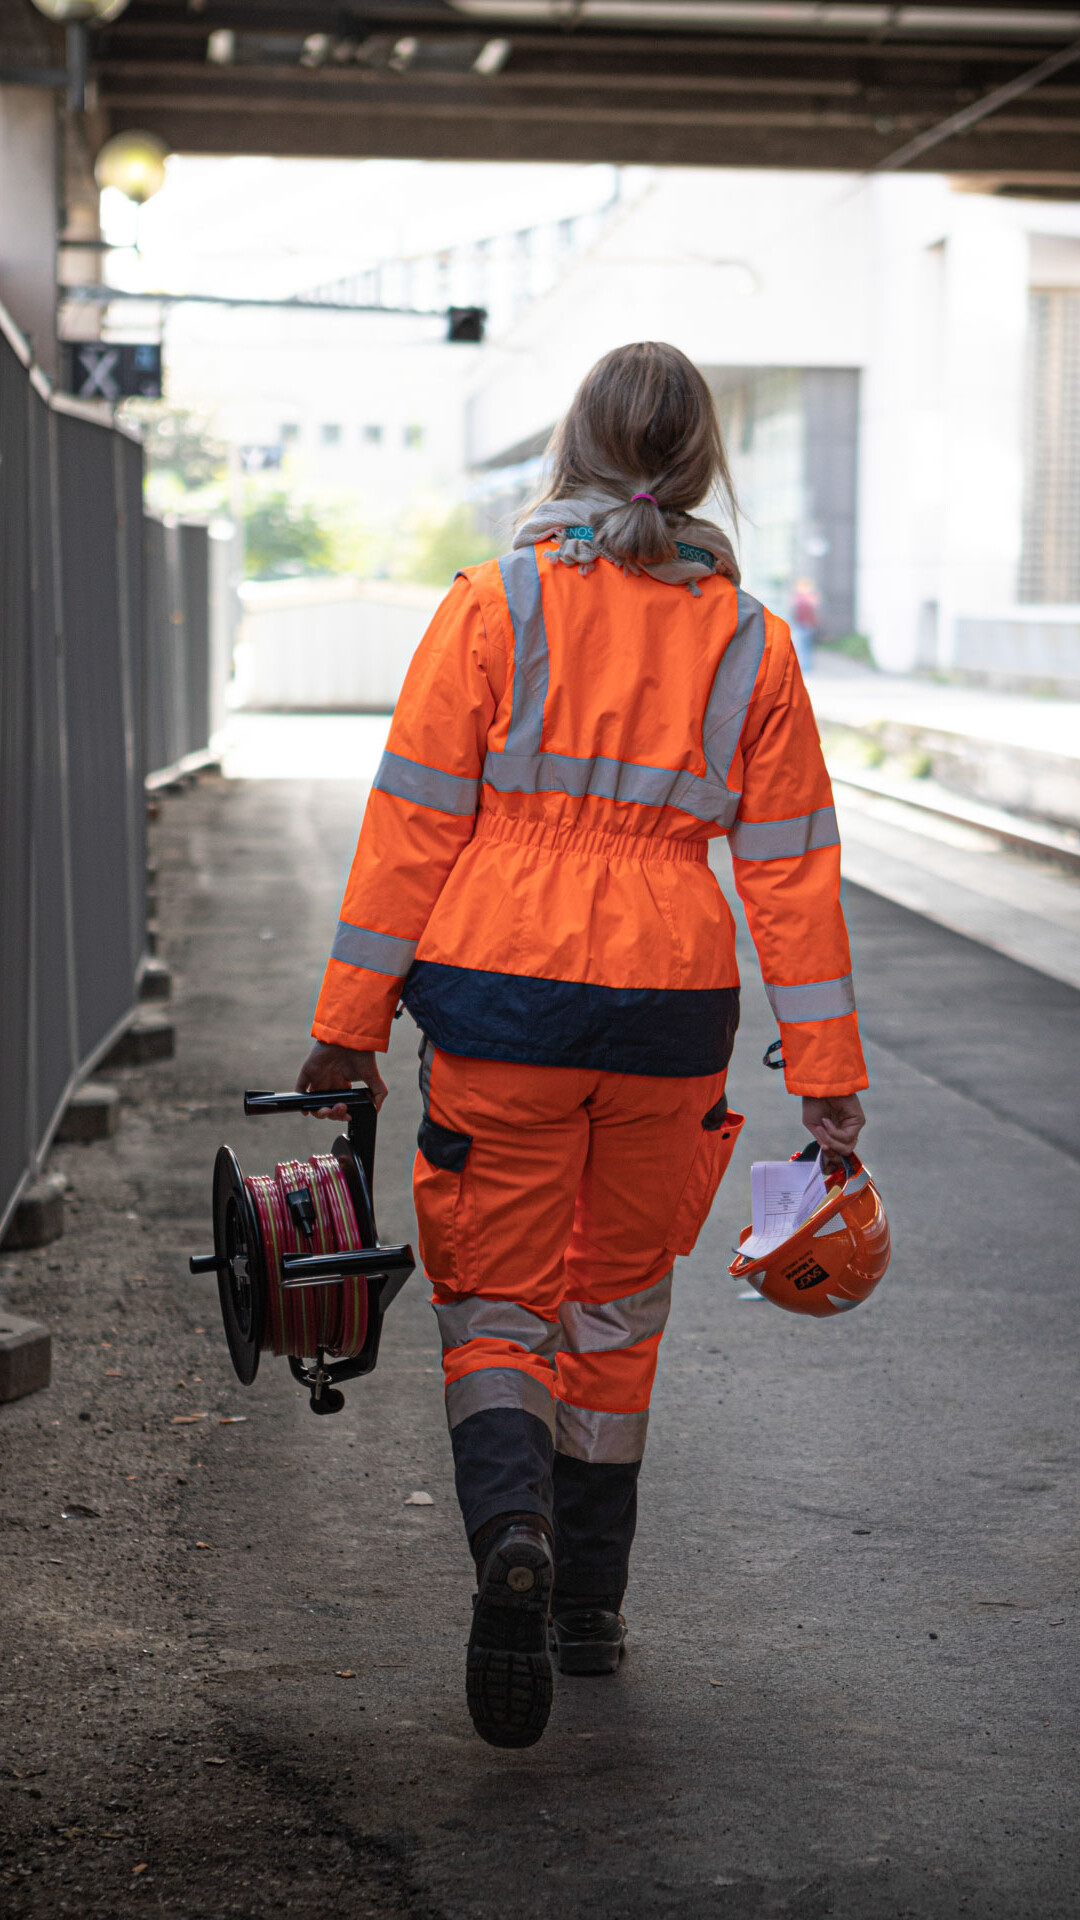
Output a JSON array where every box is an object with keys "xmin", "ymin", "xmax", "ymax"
[{"xmin": 728, "ymin": 1148, "xmax": 890, "ymax": 1318}]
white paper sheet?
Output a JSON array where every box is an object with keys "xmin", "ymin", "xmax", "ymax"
[{"xmin": 736, "ymin": 1157, "xmax": 828, "ymax": 1261}]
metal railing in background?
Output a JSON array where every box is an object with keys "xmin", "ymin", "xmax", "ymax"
[
  {"xmin": 143, "ymin": 516, "xmax": 214, "ymax": 785},
  {"xmin": 0, "ymin": 304, "xmax": 216, "ymax": 1242}
]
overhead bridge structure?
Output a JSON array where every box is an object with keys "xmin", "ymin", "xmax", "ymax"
[{"xmin": 87, "ymin": 2, "xmax": 1080, "ymax": 187}]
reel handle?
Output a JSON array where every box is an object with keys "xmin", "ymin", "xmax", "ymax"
[
  {"xmin": 281, "ymin": 1243, "xmax": 415, "ymax": 1288},
  {"xmin": 243, "ymin": 1087, "xmax": 377, "ymax": 1188},
  {"xmin": 243, "ymin": 1089, "xmax": 375, "ymax": 1118}
]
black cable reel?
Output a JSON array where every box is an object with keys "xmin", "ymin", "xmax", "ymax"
[{"xmin": 189, "ymin": 1090, "xmax": 415, "ymax": 1415}]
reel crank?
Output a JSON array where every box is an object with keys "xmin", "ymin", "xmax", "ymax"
[{"xmin": 189, "ymin": 1089, "xmax": 415, "ymax": 1415}]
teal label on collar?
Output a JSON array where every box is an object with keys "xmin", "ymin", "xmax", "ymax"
[
  {"xmin": 675, "ymin": 542, "xmax": 715, "ymax": 569},
  {"xmin": 563, "ymin": 525, "xmax": 594, "ymax": 540}
]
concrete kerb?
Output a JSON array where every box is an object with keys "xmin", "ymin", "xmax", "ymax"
[
  {"xmin": 55, "ymin": 1083, "xmax": 121, "ymax": 1145},
  {"xmin": 0, "ymin": 1309, "xmax": 51, "ymax": 1405},
  {"xmin": 102, "ymin": 1015, "xmax": 176, "ymax": 1068},
  {"xmin": 138, "ymin": 956, "xmax": 173, "ymax": 1002},
  {"xmin": 1, "ymin": 1175, "xmax": 66, "ymax": 1253}
]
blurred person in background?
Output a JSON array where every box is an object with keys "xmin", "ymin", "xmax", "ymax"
[{"xmin": 789, "ymin": 575, "xmax": 822, "ymax": 676}]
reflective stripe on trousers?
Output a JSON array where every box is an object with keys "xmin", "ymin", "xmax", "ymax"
[{"xmin": 438, "ymin": 1269, "xmax": 674, "ymax": 1466}]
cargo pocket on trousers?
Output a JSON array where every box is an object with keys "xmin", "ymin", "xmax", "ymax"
[
  {"xmin": 413, "ymin": 1116, "xmax": 475, "ymax": 1287},
  {"xmin": 666, "ymin": 1100, "xmax": 745, "ymax": 1258}
]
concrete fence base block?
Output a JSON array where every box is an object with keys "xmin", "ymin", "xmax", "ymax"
[
  {"xmin": 102, "ymin": 1016, "xmax": 176, "ymax": 1068},
  {"xmin": 56, "ymin": 1083, "xmax": 121, "ymax": 1145},
  {"xmin": 1, "ymin": 1177, "xmax": 66, "ymax": 1252},
  {"xmin": 138, "ymin": 958, "xmax": 172, "ymax": 1003},
  {"xmin": 0, "ymin": 1310, "xmax": 52, "ymax": 1403}
]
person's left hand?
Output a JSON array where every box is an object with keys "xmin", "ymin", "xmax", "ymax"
[
  {"xmin": 801, "ymin": 1092, "xmax": 865, "ymax": 1166},
  {"xmin": 295, "ymin": 1041, "xmax": 388, "ymax": 1119}
]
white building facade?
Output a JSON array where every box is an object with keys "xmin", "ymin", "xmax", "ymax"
[{"xmin": 466, "ymin": 168, "xmax": 1080, "ymax": 686}]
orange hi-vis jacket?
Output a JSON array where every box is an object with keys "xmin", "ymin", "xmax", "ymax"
[{"xmin": 313, "ymin": 542, "xmax": 869, "ymax": 1097}]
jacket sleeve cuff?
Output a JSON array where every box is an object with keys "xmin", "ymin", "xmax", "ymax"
[
  {"xmin": 311, "ymin": 1018, "xmax": 393, "ymax": 1054},
  {"xmin": 778, "ymin": 1013, "xmax": 869, "ymax": 1097},
  {"xmin": 312, "ymin": 959, "xmax": 403, "ymax": 1053}
]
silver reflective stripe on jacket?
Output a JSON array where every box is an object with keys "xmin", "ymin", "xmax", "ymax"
[
  {"xmin": 373, "ymin": 748, "xmax": 479, "ymax": 817},
  {"xmin": 434, "ymin": 1296, "xmax": 561, "ymax": 1359},
  {"xmin": 331, "ymin": 921, "xmax": 417, "ymax": 976},
  {"xmin": 480, "ymin": 548, "xmax": 766, "ymax": 828},
  {"xmin": 554, "ymin": 1402, "xmax": 650, "ymax": 1464},
  {"xmin": 729, "ymin": 805, "xmax": 839, "ymax": 863},
  {"xmin": 558, "ymin": 1271, "xmax": 672, "ymax": 1355},
  {"xmin": 445, "ymin": 1366, "xmax": 555, "ymax": 1434},
  {"xmin": 764, "ymin": 974, "xmax": 856, "ymax": 1024}
]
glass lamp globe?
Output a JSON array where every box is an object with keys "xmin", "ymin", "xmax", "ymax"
[
  {"xmin": 29, "ymin": 0, "xmax": 131, "ymax": 21},
  {"xmin": 94, "ymin": 130, "xmax": 169, "ymax": 206}
]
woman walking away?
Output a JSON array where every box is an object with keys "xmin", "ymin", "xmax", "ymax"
[{"xmin": 296, "ymin": 342, "xmax": 868, "ymax": 1750}]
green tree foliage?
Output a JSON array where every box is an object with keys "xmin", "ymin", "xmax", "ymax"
[
  {"xmin": 135, "ymin": 406, "xmax": 226, "ymax": 495},
  {"xmin": 244, "ymin": 492, "xmax": 337, "ymax": 580},
  {"xmin": 404, "ymin": 503, "xmax": 502, "ymax": 585}
]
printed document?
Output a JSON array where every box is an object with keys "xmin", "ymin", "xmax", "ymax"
[{"xmin": 738, "ymin": 1157, "xmax": 828, "ymax": 1261}]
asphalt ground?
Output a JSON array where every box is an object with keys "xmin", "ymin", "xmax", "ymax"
[{"xmin": 1, "ymin": 774, "xmax": 1078, "ymax": 1920}]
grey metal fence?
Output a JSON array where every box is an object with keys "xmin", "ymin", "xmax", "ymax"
[{"xmin": 0, "ymin": 309, "xmax": 213, "ymax": 1241}]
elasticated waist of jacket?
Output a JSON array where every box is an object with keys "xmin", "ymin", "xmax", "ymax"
[
  {"xmin": 473, "ymin": 813, "xmax": 711, "ymax": 864},
  {"xmin": 402, "ymin": 963, "xmax": 740, "ymax": 1078}
]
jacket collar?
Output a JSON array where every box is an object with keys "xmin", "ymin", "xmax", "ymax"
[{"xmin": 512, "ymin": 493, "xmax": 740, "ymax": 594}]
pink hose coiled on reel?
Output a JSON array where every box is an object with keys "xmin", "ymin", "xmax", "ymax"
[{"xmin": 245, "ymin": 1155, "xmax": 369, "ymax": 1358}]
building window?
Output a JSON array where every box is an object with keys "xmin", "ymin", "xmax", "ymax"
[
  {"xmin": 320, "ymin": 422, "xmax": 343, "ymax": 446},
  {"xmin": 404, "ymin": 424, "xmax": 424, "ymax": 449},
  {"xmin": 1020, "ymin": 289, "xmax": 1080, "ymax": 602},
  {"xmin": 361, "ymin": 424, "xmax": 383, "ymax": 445},
  {"xmin": 280, "ymin": 422, "xmax": 300, "ymax": 444}
]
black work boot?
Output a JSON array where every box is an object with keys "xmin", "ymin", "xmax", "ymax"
[
  {"xmin": 550, "ymin": 1604, "xmax": 627, "ymax": 1675},
  {"xmin": 467, "ymin": 1514, "xmax": 554, "ymax": 1748},
  {"xmin": 551, "ymin": 1451, "xmax": 639, "ymax": 1674}
]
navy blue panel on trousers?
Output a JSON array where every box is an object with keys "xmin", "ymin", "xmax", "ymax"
[
  {"xmin": 552, "ymin": 1454, "xmax": 642, "ymax": 1611},
  {"xmin": 402, "ymin": 960, "xmax": 740, "ymax": 1077},
  {"xmin": 451, "ymin": 1406, "xmax": 555, "ymax": 1542}
]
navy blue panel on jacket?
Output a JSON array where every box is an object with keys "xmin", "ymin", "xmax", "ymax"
[{"xmin": 401, "ymin": 960, "xmax": 740, "ymax": 1077}]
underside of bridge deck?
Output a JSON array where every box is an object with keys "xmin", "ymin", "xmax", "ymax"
[{"xmin": 65, "ymin": 1, "xmax": 1080, "ymax": 186}]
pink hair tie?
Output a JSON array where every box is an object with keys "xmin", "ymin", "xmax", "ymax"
[{"xmin": 631, "ymin": 491, "xmax": 657, "ymax": 504}]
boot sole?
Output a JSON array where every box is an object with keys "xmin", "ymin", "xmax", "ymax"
[{"xmin": 467, "ymin": 1533, "xmax": 553, "ymax": 1748}]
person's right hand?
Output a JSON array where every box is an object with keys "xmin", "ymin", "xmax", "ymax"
[
  {"xmin": 801, "ymin": 1093, "xmax": 865, "ymax": 1166},
  {"xmin": 295, "ymin": 1040, "xmax": 388, "ymax": 1119}
]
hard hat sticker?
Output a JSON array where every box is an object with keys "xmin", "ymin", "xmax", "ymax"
[{"xmin": 782, "ymin": 1253, "xmax": 829, "ymax": 1290}]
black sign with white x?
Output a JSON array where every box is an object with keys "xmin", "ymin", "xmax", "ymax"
[{"xmin": 65, "ymin": 342, "xmax": 163, "ymax": 401}]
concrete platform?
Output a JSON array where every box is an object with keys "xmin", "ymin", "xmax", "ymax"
[
  {"xmin": 832, "ymin": 788, "xmax": 1080, "ymax": 993},
  {"xmin": 0, "ymin": 777, "xmax": 1074, "ymax": 1920},
  {"xmin": 807, "ymin": 664, "xmax": 1080, "ymax": 815}
]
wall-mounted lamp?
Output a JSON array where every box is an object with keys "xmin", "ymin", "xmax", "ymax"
[
  {"xmin": 20, "ymin": 0, "xmax": 131, "ymax": 109},
  {"xmin": 94, "ymin": 129, "xmax": 169, "ymax": 205},
  {"xmin": 29, "ymin": 0, "xmax": 129, "ymax": 18}
]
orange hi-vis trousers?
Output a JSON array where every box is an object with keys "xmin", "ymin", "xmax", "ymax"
[{"xmin": 413, "ymin": 1040, "xmax": 743, "ymax": 1590}]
